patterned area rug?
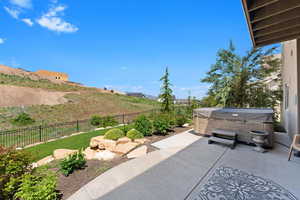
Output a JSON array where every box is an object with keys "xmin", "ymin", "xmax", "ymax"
[{"xmin": 193, "ymin": 166, "xmax": 298, "ymax": 200}]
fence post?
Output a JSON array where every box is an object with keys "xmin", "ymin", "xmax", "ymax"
[
  {"xmin": 76, "ymin": 120, "xmax": 79, "ymax": 132},
  {"xmin": 122, "ymin": 113, "xmax": 125, "ymax": 125},
  {"xmin": 39, "ymin": 125, "xmax": 42, "ymax": 142}
]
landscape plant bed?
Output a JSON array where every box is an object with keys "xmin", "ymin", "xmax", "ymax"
[
  {"xmin": 46, "ymin": 125, "xmax": 191, "ymax": 199},
  {"xmin": 46, "ymin": 157, "xmax": 129, "ymax": 200}
]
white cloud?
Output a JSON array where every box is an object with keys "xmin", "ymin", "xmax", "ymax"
[
  {"xmin": 0, "ymin": 38, "xmax": 5, "ymax": 44},
  {"xmin": 10, "ymin": 0, "xmax": 32, "ymax": 9},
  {"xmin": 22, "ymin": 18, "xmax": 34, "ymax": 26},
  {"xmin": 36, "ymin": 5, "xmax": 78, "ymax": 33},
  {"xmin": 4, "ymin": 6, "xmax": 20, "ymax": 19}
]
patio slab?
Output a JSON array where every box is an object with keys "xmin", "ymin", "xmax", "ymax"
[
  {"xmin": 68, "ymin": 136, "xmax": 300, "ymax": 200},
  {"xmin": 151, "ymin": 129, "xmax": 201, "ymax": 149}
]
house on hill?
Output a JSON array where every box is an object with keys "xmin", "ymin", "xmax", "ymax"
[
  {"xmin": 126, "ymin": 92, "xmax": 145, "ymax": 98},
  {"xmin": 34, "ymin": 70, "xmax": 69, "ymax": 81}
]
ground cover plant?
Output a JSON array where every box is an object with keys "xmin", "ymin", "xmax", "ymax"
[
  {"xmin": 59, "ymin": 151, "xmax": 86, "ymax": 176},
  {"xmin": 14, "ymin": 168, "xmax": 57, "ymax": 200}
]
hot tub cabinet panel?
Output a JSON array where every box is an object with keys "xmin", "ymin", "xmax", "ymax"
[{"xmin": 193, "ymin": 108, "xmax": 274, "ymax": 148}]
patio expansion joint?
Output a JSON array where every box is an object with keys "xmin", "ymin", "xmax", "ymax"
[{"xmin": 183, "ymin": 147, "xmax": 229, "ymax": 200}]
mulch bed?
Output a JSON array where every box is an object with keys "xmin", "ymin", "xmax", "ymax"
[{"xmin": 51, "ymin": 126, "xmax": 192, "ymax": 199}]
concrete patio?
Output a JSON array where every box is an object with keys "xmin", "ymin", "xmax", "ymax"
[{"xmin": 68, "ymin": 132, "xmax": 300, "ymax": 200}]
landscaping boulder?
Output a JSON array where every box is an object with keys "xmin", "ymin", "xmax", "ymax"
[
  {"xmin": 117, "ymin": 137, "xmax": 131, "ymax": 144},
  {"xmin": 90, "ymin": 136, "xmax": 105, "ymax": 149},
  {"xmin": 114, "ymin": 142, "xmax": 139, "ymax": 155},
  {"xmin": 53, "ymin": 149, "xmax": 78, "ymax": 160},
  {"xmin": 103, "ymin": 139, "xmax": 117, "ymax": 152},
  {"xmin": 32, "ymin": 155, "xmax": 55, "ymax": 168},
  {"xmin": 94, "ymin": 150, "xmax": 116, "ymax": 161},
  {"xmin": 134, "ymin": 138, "xmax": 149, "ymax": 144},
  {"xmin": 127, "ymin": 145, "xmax": 147, "ymax": 159},
  {"xmin": 84, "ymin": 147, "xmax": 96, "ymax": 160}
]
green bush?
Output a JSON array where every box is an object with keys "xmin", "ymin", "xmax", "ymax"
[
  {"xmin": 126, "ymin": 129, "xmax": 144, "ymax": 140},
  {"xmin": 11, "ymin": 112, "xmax": 35, "ymax": 126},
  {"xmin": 14, "ymin": 169, "xmax": 57, "ymax": 200},
  {"xmin": 104, "ymin": 128, "xmax": 125, "ymax": 140},
  {"xmin": 134, "ymin": 115, "xmax": 153, "ymax": 136},
  {"xmin": 101, "ymin": 116, "xmax": 118, "ymax": 127},
  {"xmin": 175, "ymin": 114, "xmax": 188, "ymax": 127},
  {"xmin": 90, "ymin": 115, "xmax": 102, "ymax": 126},
  {"xmin": 0, "ymin": 146, "xmax": 33, "ymax": 199},
  {"xmin": 153, "ymin": 115, "xmax": 170, "ymax": 135},
  {"xmin": 59, "ymin": 150, "xmax": 86, "ymax": 176},
  {"xmin": 90, "ymin": 115, "xmax": 118, "ymax": 127},
  {"xmin": 121, "ymin": 124, "xmax": 134, "ymax": 134}
]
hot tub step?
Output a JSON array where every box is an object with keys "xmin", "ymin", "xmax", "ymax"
[
  {"xmin": 212, "ymin": 129, "xmax": 236, "ymax": 137},
  {"xmin": 208, "ymin": 136, "xmax": 236, "ymax": 149}
]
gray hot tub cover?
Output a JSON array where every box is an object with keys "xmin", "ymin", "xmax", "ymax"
[{"xmin": 193, "ymin": 108, "xmax": 273, "ymax": 123}]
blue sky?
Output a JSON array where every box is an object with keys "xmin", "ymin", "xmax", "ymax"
[{"xmin": 0, "ymin": 0, "xmax": 254, "ymax": 98}]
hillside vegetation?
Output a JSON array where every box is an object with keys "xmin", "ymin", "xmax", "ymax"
[{"xmin": 0, "ymin": 73, "xmax": 159, "ymax": 130}]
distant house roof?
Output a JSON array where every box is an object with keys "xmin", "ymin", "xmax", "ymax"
[{"xmin": 126, "ymin": 92, "xmax": 145, "ymax": 98}]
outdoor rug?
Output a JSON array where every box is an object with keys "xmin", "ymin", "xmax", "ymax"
[{"xmin": 193, "ymin": 166, "xmax": 298, "ymax": 200}]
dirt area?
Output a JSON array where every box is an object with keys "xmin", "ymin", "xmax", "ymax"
[
  {"xmin": 51, "ymin": 126, "xmax": 192, "ymax": 200},
  {"xmin": 0, "ymin": 85, "xmax": 71, "ymax": 107},
  {"xmin": 0, "ymin": 64, "xmax": 63, "ymax": 83}
]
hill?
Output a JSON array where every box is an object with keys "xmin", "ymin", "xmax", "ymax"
[{"xmin": 0, "ymin": 66, "xmax": 159, "ymax": 130}]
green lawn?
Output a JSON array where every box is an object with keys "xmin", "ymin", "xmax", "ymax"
[{"xmin": 25, "ymin": 127, "xmax": 119, "ymax": 161}]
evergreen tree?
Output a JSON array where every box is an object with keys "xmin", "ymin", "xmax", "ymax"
[
  {"xmin": 159, "ymin": 67, "xmax": 174, "ymax": 112},
  {"xmin": 201, "ymin": 41, "xmax": 282, "ymax": 109}
]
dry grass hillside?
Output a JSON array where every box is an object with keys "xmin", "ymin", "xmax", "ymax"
[{"xmin": 0, "ymin": 67, "xmax": 159, "ymax": 130}]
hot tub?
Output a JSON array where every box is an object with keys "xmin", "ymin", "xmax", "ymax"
[{"xmin": 193, "ymin": 108, "xmax": 274, "ymax": 148}]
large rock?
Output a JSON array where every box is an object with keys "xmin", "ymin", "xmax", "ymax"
[
  {"xmin": 90, "ymin": 136, "xmax": 105, "ymax": 149},
  {"xmin": 117, "ymin": 137, "xmax": 131, "ymax": 144},
  {"xmin": 103, "ymin": 139, "xmax": 117, "ymax": 152},
  {"xmin": 127, "ymin": 145, "xmax": 147, "ymax": 159},
  {"xmin": 35, "ymin": 155, "xmax": 54, "ymax": 167},
  {"xmin": 134, "ymin": 138, "xmax": 149, "ymax": 144},
  {"xmin": 94, "ymin": 150, "xmax": 116, "ymax": 161},
  {"xmin": 53, "ymin": 149, "xmax": 78, "ymax": 160},
  {"xmin": 114, "ymin": 142, "xmax": 139, "ymax": 155},
  {"xmin": 84, "ymin": 147, "xmax": 96, "ymax": 160}
]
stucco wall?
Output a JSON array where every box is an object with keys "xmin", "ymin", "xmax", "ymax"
[
  {"xmin": 34, "ymin": 70, "xmax": 69, "ymax": 81},
  {"xmin": 282, "ymin": 39, "xmax": 299, "ymax": 138}
]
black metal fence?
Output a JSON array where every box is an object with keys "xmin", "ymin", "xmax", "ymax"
[{"xmin": 0, "ymin": 109, "xmax": 159, "ymax": 148}]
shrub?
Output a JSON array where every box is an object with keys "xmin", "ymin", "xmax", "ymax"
[
  {"xmin": 104, "ymin": 128, "xmax": 125, "ymax": 140},
  {"xmin": 0, "ymin": 146, "xmax": 32, "ymax": 199},
  {"xmin": 175, "ymin": 114, "xmax": 188, "ymax": 127},
  {"xmin": 153, "ymin": 115, "xmax": 169, "ymax": 135},
  {"xmin": 121, "ymin": 124, "xmax": 134, "ymax": 134},
  {"xmin": 59, "ymin": 150, "xmax": 86, "ymax": 176},
  {"xmin": 126, "ymin": 129, "xmax": 144, "ymax": 140},
  {"xmin": 11, "ymin": 112, "xmax": 35, "ymax": 126},
  {"xmin": 101, "ymin": 116, "xmax": 118, "ymax": 127},
  {"xmin": 14, "ymin": 169, "xmax": 57, "ymax": 200},
  {"xmin": 90, "ymin": 115, "xmax": 102, "ymax": 126},
  {"xmin": 134, "ymin": 115, "xmax": 153, "ymax": 136}
]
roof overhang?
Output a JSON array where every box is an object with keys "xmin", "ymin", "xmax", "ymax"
[{"xmin": 242, "ymin": 0, "xmax": 300, "ymax": 47}]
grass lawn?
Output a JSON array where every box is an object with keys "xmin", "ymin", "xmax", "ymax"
[{"xmin": 25, "ymin": 127, "xmax": 120, "ymax": 161}]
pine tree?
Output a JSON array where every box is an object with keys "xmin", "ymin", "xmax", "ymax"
[{"xmin": 159, "ymin": 67, "xmax": 174, "ymax": 112}]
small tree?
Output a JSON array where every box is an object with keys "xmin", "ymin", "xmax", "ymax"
[
  {"xmin": 201, "ymin": 41, "xmax": 282, "ymax": 109},
  {"xmin": 159, "ymin": 67, "xmax": 174, "ymax": 113}
]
